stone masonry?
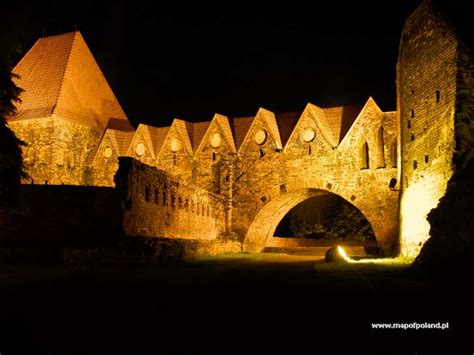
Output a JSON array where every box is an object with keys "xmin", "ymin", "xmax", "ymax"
[
  {"xmin": 6, "ymin": 1, "xmax": 472, "ymax": 257},
  {"xmin": 397, "ymin": 0, "xmax": 474, "ymax": 256}
]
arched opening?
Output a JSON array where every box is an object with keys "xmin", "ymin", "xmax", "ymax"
[
  {"xmin": 360, "ymin": 141, "xmax": 369, "ymax": 169},
  {"xmin": 243, "ymin": 188, "xmax": 381, "ymax": 253},
  {"xmin": 273, "ymin": 193, "xmax": 375, "ymax": 242},
  {"xmin": 377, "ymin": 127, "xmax": 385, "ymax": 168}
]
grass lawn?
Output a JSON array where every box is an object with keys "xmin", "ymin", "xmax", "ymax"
[{"xmin": 0, "ymin": 253, "xmax": 472, "ymax": 354}]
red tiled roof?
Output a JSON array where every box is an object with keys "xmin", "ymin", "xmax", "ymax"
[
  {"xmin": 213, "ymin": 114, "xmax": 236, "ymax": 153},
  {"xmin": 107, "ymin": 118, "xmax": 134, "ymax": 132},
  {"xmin": 230, "ymin": 116, "xmax": 254, "ymax": 150},
  {"xmin": 191, "ymin": 121, "xmax": 211, "ymax": 152},
  {"xmin": 107, "ymin": 129, "xmax": 135, "ymax": 156},
  {"xmin": 10, "ymin": 31, "xmax": 131, "ymax": 130},
  {"xmin": 142, "ymin": 124, "xmax": 170, "ymax": 156},
  {"xmin": 322, "ymin": 105, "xmax": 362, "ymax": 145},
  {"xmin": 275, "ymin": 111, "xmax": 302, "ymax": 147},
  {"xmin": 11, "ymin": 32, "xmax": 75, "ymax": 120}
]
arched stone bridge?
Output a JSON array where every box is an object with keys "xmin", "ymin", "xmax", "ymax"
[{"xmin": 115, "ymin": 98, "xmax": 400, "ymax": 255}]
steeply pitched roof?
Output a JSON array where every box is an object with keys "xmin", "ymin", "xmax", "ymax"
[
  {"xmin": 141, "ymin": 124, "xmax": 170, "ymax": 156},
  {"xmin": 107, "ymin": 129, "xmax": 135, "ymax": 156},
  {"xmin": 230, "ymin": 116, "xmax": 254, "ymax": 150},
  {"xmin": 338, "ymin": 97, "xmax": 383, "ymax": 149},
  {"xmin": 11, "ymin": 32, "xmax": 74, "ymax": 120},
  {"xmin": 213, "ymin": 114, "xmax": 236, "ymax": 153},
  {"xmin": 194, "ymin": 114, "xmax": 237, "ymax": 154},
  {"xmin": 321, "ymin": 105, "xmax": 362, "ymax": 145},
  {"xmin": 172, "ymin": 119, "xmax": 194, "ymax": 156},
  {"xmin": 107, "ymin": 118, "xmax": 134, "ymax": 132},
  {"xmin": 191, "ymin": 121, "xmax": 211, "ymax": 152},
  {"xmin": 275, "ymin": 111, "xmax": 302, "ymax": 147},
  {"xmin": 256, "ymin": 108, "xmax": 283, "ymax": 149},
  {"xmin": 10, "ymin": 31, "xmax": 132, "ymax": 130}
]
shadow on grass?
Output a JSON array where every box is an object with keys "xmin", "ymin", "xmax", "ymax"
[{"xmin": 0, "ymin": 252, "xmax": 472, "ymax": 355}]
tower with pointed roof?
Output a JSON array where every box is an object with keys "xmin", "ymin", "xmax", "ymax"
[
  {"xmin": 9, "ymin": 0, "xmax": 472, "ymax": 259},
  {"xmin": 8, "ymin": 31, "xmax": 133, "ymax": 185}
]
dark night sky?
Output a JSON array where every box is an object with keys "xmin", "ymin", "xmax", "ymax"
[{"xmin": 1, "ymin": 1, "xmax": 422, "ymax": 127}]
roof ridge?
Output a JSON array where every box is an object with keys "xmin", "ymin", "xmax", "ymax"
[
  {"xmin": 308, "ymin": 103, "xmax": 337, "ymax": 148},
  {"xmin": 51, "ymin": 32, "xmax": 76, "ymax": 116},
  {"xmin": 40, "ymin": 31, "xmax": 78, "ymax": 40}
]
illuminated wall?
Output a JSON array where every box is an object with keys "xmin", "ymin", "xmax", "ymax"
[
  {"xmin": 13, "ymin": 8, "xmax": 472, "ymax": 256},
  {"xmin": 10, "ymin": 116, "xmax": 102, "ymax": 185},
  {"xmin": 8, "ymin": 31, "xmax": 131, "ymax": 186},
  {"xmin": 397, "ymin": 0, "xmax": 458, "ymax": 257},
  {"xmin": 116, "ymin": 158, "xmax": 226, "ymax": 241},
  {"xmin": 236, "ymin": 102, "xmax": 399, "ymax": 254},
  {"xmin": 98, "ymin": 100, "xmax": 399, "ymax": 252}
]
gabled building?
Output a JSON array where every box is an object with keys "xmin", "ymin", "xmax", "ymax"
[
  {"xmin": 91, "ymin": 128, "xmax": 135, "ymax": 186},
  {"xmin": 8, "ymin": 31, "xmax": 133, "ymax": 185},
  {"xmin": 8, "ymin": 0, "xmax": 472, "ymax": 258}
]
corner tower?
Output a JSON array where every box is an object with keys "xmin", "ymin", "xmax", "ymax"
[
  {"xmin": 397, "ymin": 0, "xmax": 473, "ymax": 256},
  {"xmin": 8, "ymin": 31, "xmax": 133, "ymax": 185}
]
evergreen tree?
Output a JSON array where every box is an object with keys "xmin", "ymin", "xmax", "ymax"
[{"xmin": 0, "ymin": 42, "xmax": 27, "ymax": 207}]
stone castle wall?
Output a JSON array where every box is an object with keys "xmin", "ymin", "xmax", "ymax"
[
  {"xmin": 115, "ymin": 158, "xmax": 226, "ymax": 241},
  {"xmin": 10, "ymin": 116, "xmax": 102, "ymax": 185},
  {"xmin": 235, "ymin": 105, "xmax": 399, "ymax": 254},
  {"xmin": 454, "ymin": 41, "xmax": 474, "ymax": 169},
  {"xmin": 10, "ymin": 103, "xmax": 400, "ymax": 254},
  {"xmin": 397, "ymin": 1, "xmax": 458, "ymax": 256},
  {"xmin": 8, "ymin": 0, "xmax": 471, "ymax": 258}
]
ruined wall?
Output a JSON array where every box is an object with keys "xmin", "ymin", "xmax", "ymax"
[
  {"xmin": 116, "ymin": 158, "xmax": 226, "ymax": 240},
  {"xmin": 397, "ymin": 1, "xmax": 458, "ymax": 257},
  {"xmin": 10, "ymin": 116, "xmax": 102, "ymax": 185},
  {"xmin": 414, "ymin": 7, "xmax": 474, "ymax": 268},
  {"xmin": 454, "ymin": 43, "xmax": 474, "ymax": 168}
]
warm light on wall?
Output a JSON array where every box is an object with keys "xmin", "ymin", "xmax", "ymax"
[{"xmin": 400, "ymin": 173, "xmax": 447, "ymax": 257}]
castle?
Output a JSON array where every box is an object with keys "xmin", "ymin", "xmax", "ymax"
[{"xmin": 7, "ymin": 1, "xmax": 473, "ymax": 257}]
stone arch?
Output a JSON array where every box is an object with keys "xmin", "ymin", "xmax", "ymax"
[{"xmin": 242, "ymin": 179, "xmax": 389, "ymax": 253}]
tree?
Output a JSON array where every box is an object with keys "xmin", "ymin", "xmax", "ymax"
[{"xmin": 0, "ymin": 42, "xmax": 27, "ymax": 207}]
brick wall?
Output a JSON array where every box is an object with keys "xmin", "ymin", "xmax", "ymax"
[
  {"xmin": 156, "ymin": 123, "xmax": 194, "ymax": 183},
  {"xmin": 236, "ymin": 102, "xmax": 400, "ymax": 254},
  {"xmin": 10, "ymin": 116, "xmax": 102, "ymax": 185},
  {"xmin": 116, "ymin": 158, "xmax": 226, "ymax": 241},
  {"xmin": 397, "ymin": 0, "xmax": 458, "ymax": 256}
]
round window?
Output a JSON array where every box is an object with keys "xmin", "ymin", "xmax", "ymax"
[
  {"xmin": 170, "ymin": 138, "xmax": 182, "ymax": 153},
  {"xmin": 210, "ymin": 132, "xmax": 222, "ymax": 148},
  {"xmin": 104, "ymin": 147, "xmax": 113, "ymax": 158},
  {"xmin": 301, "ymin": 127, "xmax": 316, "ymax": 142},
  {"xmin": 254, "ymin": 129, "xmax": 268, "ymax": 145},
  {"xmin": 135, "ymin": 143, "xmax": 145, "ymax": 156}
]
